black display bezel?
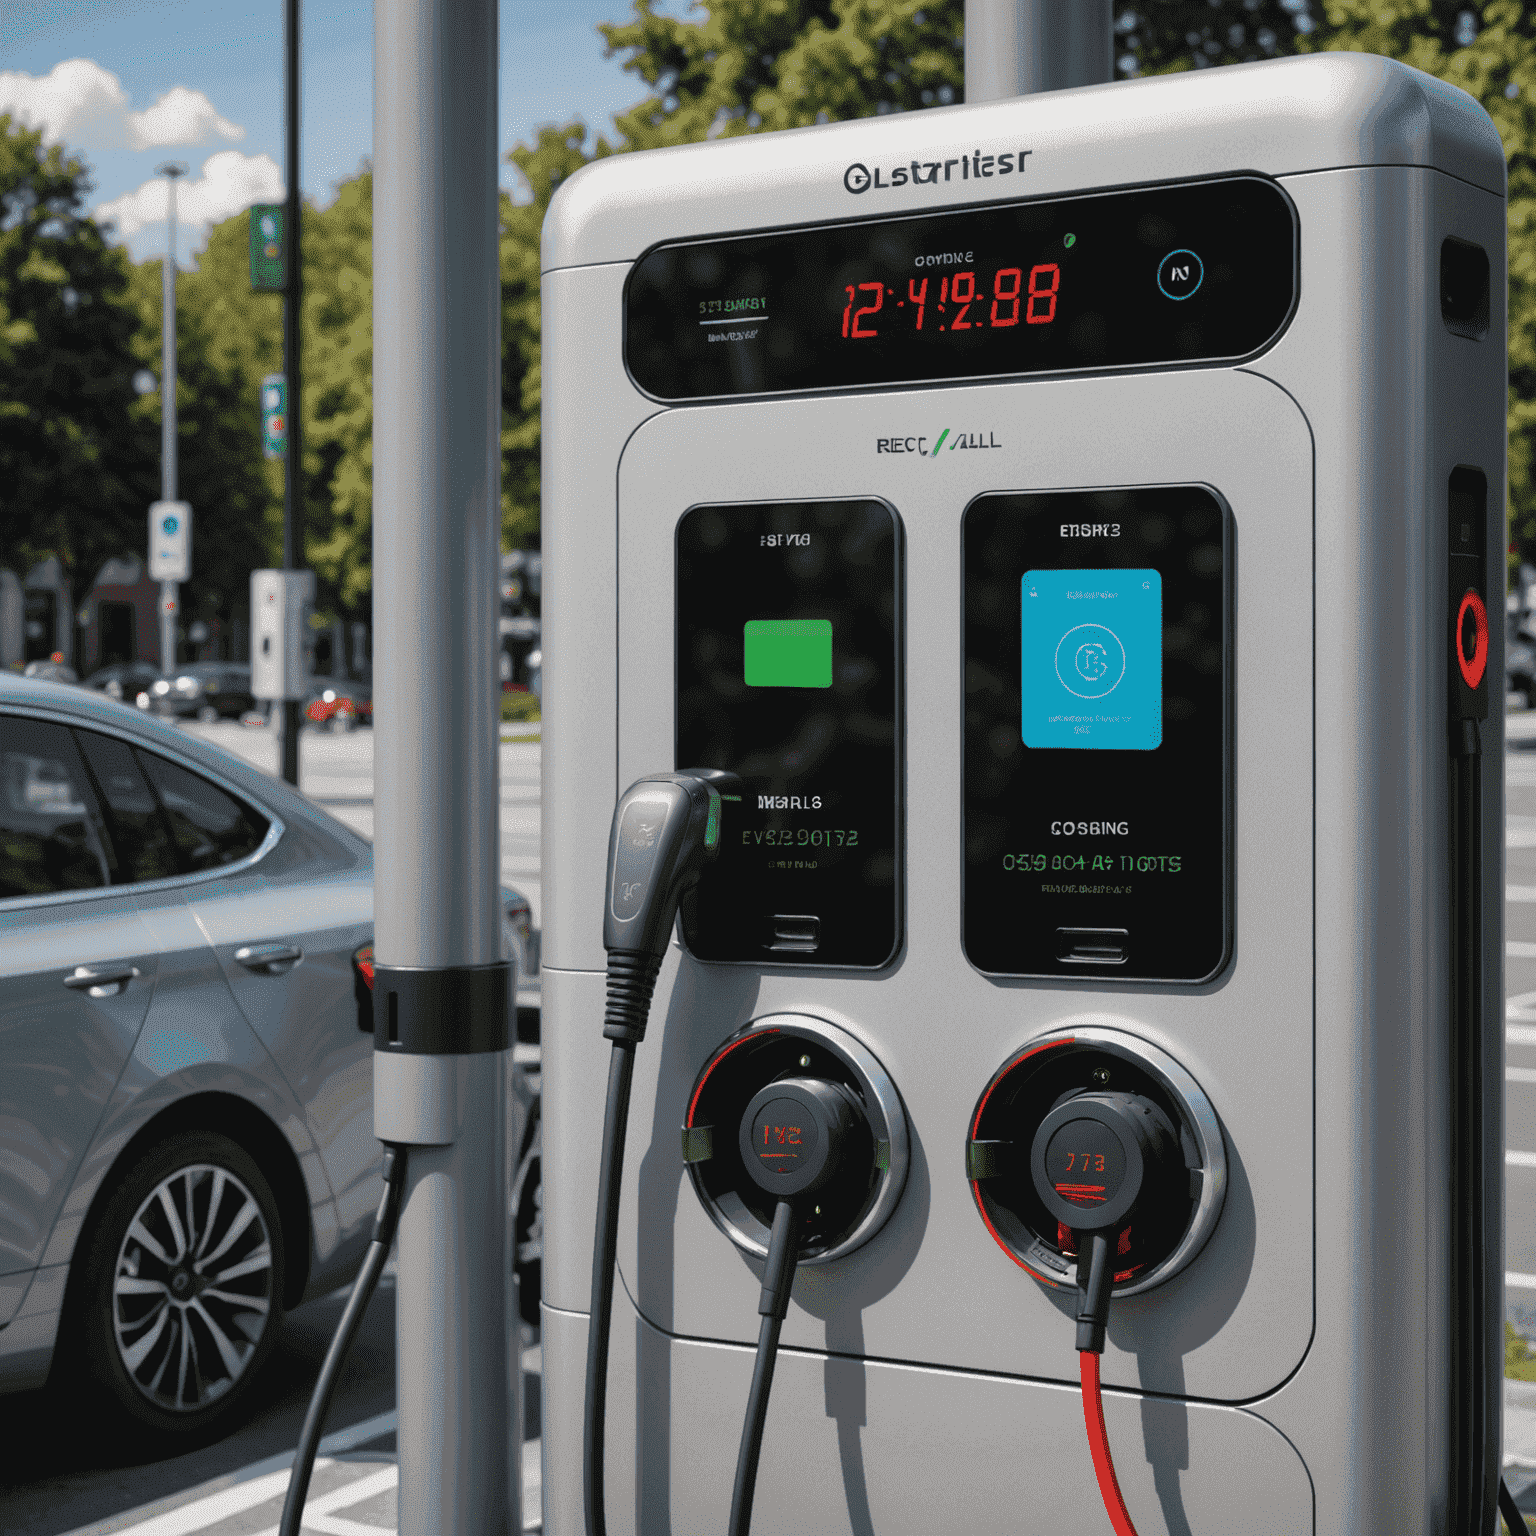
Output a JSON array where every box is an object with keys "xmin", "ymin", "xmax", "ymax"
[
  {"xmin": 675, "ymin": 498, "xmax": 904, "ymax": 970},
  {"xmin": 961, "ymin": 485, "xmax": 1234, "ymax": 985},
  {"xmin": 624, "ymin": 172, "xmax": 1299, "ymax": 403}
]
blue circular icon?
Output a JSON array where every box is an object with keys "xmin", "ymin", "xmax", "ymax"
[
  {"xmin": 1157, "ymin": 249, "xmax": 1204, "ymax": 301},
  {"xmin": 161, "ymin": 516, "xmax": 178, "ymax": 534}
]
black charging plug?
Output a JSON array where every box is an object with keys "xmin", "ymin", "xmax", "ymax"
[
  {"xmin": 600, "ymin": 769, "xmax": 740, "ymax": 1044},
  {"xmin": 1028, "ymin": 1090, "xmax": 1181, "ymax": 1352}
]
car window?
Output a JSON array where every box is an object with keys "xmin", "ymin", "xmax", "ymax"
[
  {"xmin": 0, "ymin": 715, "xmax": 112, "ymax": 898},
  {"xmin": 133, "ymin": 750, "xmax": 270, "ymax": 872},
  {"xmin": 74, "ymin": 729, "xmax": 180, "ymax": 884}
]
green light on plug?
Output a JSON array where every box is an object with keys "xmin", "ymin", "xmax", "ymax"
[
  {"xmin": 704, "ymin": 793, "xmax": 721, "ymax": 848},
  {"xmin": 1064, "ymin": 233, "xmax": 1076, "ymax": 249}
]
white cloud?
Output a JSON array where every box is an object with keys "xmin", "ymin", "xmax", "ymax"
[
  {"xmin": 94, "ymin": 152, "xmax": 283, "ymax": 244},
  {"xmin": 127, "ymin": 86, "xmax": 245, "ymax": 151},
  {"xmin": 0, "ymin": 59, "xmax": 130, "ymax": 148},
  {"xmin": 0, "ymin": 61, "xmax": 245, "ymax": 152}
]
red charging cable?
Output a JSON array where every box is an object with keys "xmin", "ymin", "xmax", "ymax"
[{"xmin": 1079, "ymin": 1350, "xmax": 1140, "ymax": 1536}]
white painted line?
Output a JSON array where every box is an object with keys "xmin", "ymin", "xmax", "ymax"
[
  {"xmin": 1507, "ymin": 1017, "xmax": 1536, "ymax": 1039},
  {"xmin": 1510, "ymin": 1272, "xmax": 1536, "ymax": 1291},
  {"xmin": 1510, "ymin": 1151, "xmax": 1536, "ymax": 1169},
  {"xmin": 1511, "ymin": 886, "xmax": 1536, "ymax": 903},
  {"xmin": 65, "ymin": 1411, "xmax": 396, "ymax": 1536},
  {"xmin": 1510, "ymin": 1067, "xmax": 1536, "ymax": 1084},
  {"xmin": 1513, "ymin": 943, "xmax": 1536, "ymax": 959},
  {"xmin": 249, "ymin": 1465, "xmax": 399, "ymax": 1536}
]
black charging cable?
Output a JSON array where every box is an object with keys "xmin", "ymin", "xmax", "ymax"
[
  {"xmin": 584, "ymin": 770, "xmax": 738, "ymax": 1536},
  {"xmin": 278, "ymin": 1143, "xmax": 408, "ymax": 1536},
  {"xmin": 725, "ymin": 1076, "xmax": 859, "ymax": 1536}
]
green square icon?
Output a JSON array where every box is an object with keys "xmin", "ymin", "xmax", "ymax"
[{"xmin": 744, "ymin": 619, "xmax": 832, "ymax": 688}]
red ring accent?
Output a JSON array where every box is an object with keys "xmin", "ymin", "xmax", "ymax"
[
  {"xmin": 970, "ymin": 1037, "xmax": 1074, "ymax": 1137},
  {"xmin": 1457, "ymin": 588, "xmax": 1489, "ymax": 691},
  {"xmin": 686, "ymin": 1028, "xmax": 780, "ymax": 1126}
]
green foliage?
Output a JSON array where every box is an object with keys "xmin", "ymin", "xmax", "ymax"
[
  {"xmin": 1509, "ymin": 1319, "xmax": 1536, "ymax": 1380},
  {"xmin": 0, "ymin": 113, "xmax": 156, "ymax": 607},
  {"xmin": 500, "ymin": 688, "xmax": 542, "ymax": 723},
  {"xmin": 1113, "ymin": 2, "xmax": 1326, "ymax": 76}
]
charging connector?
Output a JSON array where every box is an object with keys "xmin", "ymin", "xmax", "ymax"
[{"xmin": 584, "ymin": 770, "xmax": 739, "ymax": 1536}]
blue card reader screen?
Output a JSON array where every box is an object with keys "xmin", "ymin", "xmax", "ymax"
[{"xmin": 1020, "ymin": 568, "xmax": 1162, "ymax": 750}]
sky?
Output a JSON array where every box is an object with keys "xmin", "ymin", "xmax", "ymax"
[{"xmin": 0, "ymin": 0, "xmax": 686, "ymax": 263}]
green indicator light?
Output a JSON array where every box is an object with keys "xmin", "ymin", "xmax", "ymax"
[
  {"xmin": 704, "ymin": 793, "xmax": 721, "ymax": 849},
  {"xmin": 1064, "ymin": 233, "xmax": 1077, "ymax": 248},
  {"xmin": 743, "ymin": 618, "xmax": 833, "ymax": 688}
]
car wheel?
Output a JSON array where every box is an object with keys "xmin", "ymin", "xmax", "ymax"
[
  {"xmin": 197, "ymin": 705, "xmax": 220, "ymax": 724},
  {"xmin": 71, "ymin": 1131, "xmax": 285, "ymax": 1439}
]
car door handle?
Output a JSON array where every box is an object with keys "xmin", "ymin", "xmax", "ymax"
[
  {"xmin": 63, "ymin": 963, "xmax": 140, "ymax": 996},
  {"xmin": 235, "ymin": 942, "xmax": 304, "ymax": 974}
]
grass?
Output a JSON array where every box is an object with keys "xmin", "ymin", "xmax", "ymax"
[
  {"xmin": 500, "ymin": 689, "xmax": 541, "ymax": 724},
  {"xmin": 1510, "ymin": 1321, "xmax": 1536, "ymax": 1383}
]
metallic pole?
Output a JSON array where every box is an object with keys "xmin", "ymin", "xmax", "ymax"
[
  {"xmin": 157, "ymin": 162, "xmax": 186, "ymax": 675},
  {"xmin": 373, "ymin": 0, "xmax": 516, "ymax": 1533},
  {"xmin": 281, "ymin": 0, "xmax": 303, "ymax": 785},
  {"xmin": 964, "ymin": 0, "xmax": 1113, "ymax": 103}
]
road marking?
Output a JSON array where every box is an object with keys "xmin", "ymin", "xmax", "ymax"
[
  {"xmin": 1510, "ymin": 1068, "xmax": 1536, "ymax": 1084},
  {"xmin": 249, "ymin": 1465, "xmax": 399, "ymax": 1536},
  {"xmin": 1511, "ymin": 1272, "xmax": 1536, "ymax": 1291},
  {"xmin": 1508, "ymin": 1013, "xmax": 1536, "ymax": 1035},
  {"xmin": 63, "ymin": 1411, "xmax": 396, "ymax": 1536},
  {"xmin": 1510, "ymin": 1152, "xmax": 1536, "ymax": 1169},
  {"xmin": 1513, "ymin": 944, "xmax": 1536, "ymax": 959},
  {"xmin": 1512, "ymin": 886, "xmax": 1536, "ymax": 903}
]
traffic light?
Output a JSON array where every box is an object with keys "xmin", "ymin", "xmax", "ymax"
[
  {"xmin": 250, "ymin": 205, "xmax": 286, "ymax": 291},
  {"xmin": 262, "ymin": 373, "xmax": 287, "ymax": 459}
]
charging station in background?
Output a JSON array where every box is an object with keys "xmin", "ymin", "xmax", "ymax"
[
  {"xmin": 541, "ymin": 52, "xmax": 1508, "ymax": 1536},
  {"xmin": 250, "ymin": 567, "xmax": 314, "ymax": 701}
]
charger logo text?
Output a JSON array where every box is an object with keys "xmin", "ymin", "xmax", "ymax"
[{"xmin": 845, "ymin": 148, "xmax": 1033, "ymax": 195}]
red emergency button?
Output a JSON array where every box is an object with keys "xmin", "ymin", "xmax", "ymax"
[{"xmin": 1457, "ymin": 589, "xmax": 1488, "ymax": 691}]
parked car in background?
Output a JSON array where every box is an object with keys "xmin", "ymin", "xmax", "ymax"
[
  {"xmin": 305, "ymin": 679, "xmax": 372, "ymax": 732},
  {"xmin": 147, "ymin": 662, "xmax": 257, "ymax": 723},
  {"xmin": 1511, "ymin": 615, "xmax": 1536, "ymax": 710},
  {"xmin": 84, "ymin": 662, "xmax": 164, "ymax": 704},
  {"xmin": 0, "ymin": 675, "xmax": 535, "ymax": 1441},
  {"xmin": 22, "ymin": 659, "xmax": 78, "ymax": 685}
]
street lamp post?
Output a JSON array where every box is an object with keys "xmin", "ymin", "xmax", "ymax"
[{"xmin": 157, "ymin": 162, "xmax": 187, "ymax": 675}]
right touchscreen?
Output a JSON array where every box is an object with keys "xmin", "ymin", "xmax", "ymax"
[{"xmin": 963, "ymin": 487, "xmax": 1231, "ymax": 982}]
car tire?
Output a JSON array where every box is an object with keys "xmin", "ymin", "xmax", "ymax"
[
  {"xmin": 69, "ymin": 1131, "xmax": 286, "ymax": 1441},
  {"xmin": 197, "ymin": 705, "xmax": 220, "ymax": 724}
]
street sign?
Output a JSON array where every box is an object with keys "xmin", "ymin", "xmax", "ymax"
[
  {"xmin": 262, "ymin": 373, "xmax": 287, "ymax": 459},
  {"xmin": 250, "ymin": 204, "xmax": 286, "ymax": 290},
  {"xmin": 148, "ymin": 500, "xmax": 191, "ymax": 582}
]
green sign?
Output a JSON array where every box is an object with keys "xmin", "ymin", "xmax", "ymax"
[
  {"xmin": 261, "ymin": 373, "xmax": 287, "ymax": 459},
  {"xmin": 743, "ymin": 619, "xmax": 833, "ymax": 688},
  {"xmin": 250, "ymin": 205, "xmax": 285, "ymax": 291}
]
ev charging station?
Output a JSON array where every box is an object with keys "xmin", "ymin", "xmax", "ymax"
[{"xmin": 540, "ymin": 50, "xmax": 1510, "ymax": 1536}]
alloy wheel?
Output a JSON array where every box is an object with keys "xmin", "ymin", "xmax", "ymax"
[{"xmin": 111, "ymin": 1163, "xmax": 274, "ymax": 1414}]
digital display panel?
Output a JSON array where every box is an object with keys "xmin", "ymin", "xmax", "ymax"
[
  {"xmin": 678, "ymin": 500, "xmax": 901, "ymax": 968},
  {"xmin": 626, "ymin": 175, "xmax": 1297, "ymax": 401},
  {"xmin": 1021, "ymin": 568, "xmax": 1162, "ymax": 750},
  {"xmin": 964, "ymin": 488, "xmax": 1230, "ymax": 983}
]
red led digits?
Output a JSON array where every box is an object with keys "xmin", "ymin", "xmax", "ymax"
[
  {"xmin": 909, "ymin": 276, "xmax": 927, "ymax": 328},
  {"xmin": 951, "ymin": 271, "xmax": 977, "ymax": 329},
  {"xmin": 1027, "ymin": 263, "xmax": 1060, "ymax": 324},
  {"xmin": 839, "ymin": 264, "xmax": 1059, "ymax": 338}
]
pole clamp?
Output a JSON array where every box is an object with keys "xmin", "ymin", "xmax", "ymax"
[{"xmin": 372, "ymin": 961, "xmax": 511, "ymax": 1055}]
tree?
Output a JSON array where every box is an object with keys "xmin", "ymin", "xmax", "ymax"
[{"xmin": 1, "ymin": 114, "xmax": 156, "ymax": 618}]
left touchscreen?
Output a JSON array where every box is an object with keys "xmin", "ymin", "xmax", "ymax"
[{"xmin": 676, "ymin": 500, "xmax": 903, "ymax": 968}]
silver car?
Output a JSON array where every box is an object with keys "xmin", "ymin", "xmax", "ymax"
[{"xmin": 0, "ymin": 675, "xmax": 529, "ymax": 1441}]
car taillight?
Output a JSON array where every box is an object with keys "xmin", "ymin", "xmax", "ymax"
[{"xmin": 353, "ymin": 942, "xmax": 375, "ymax": 991}]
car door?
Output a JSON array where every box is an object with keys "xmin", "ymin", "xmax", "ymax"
[
  {"xmin": 0, "ymin": 715, "xmax": 159, "ymax": 1318},
  {"xmin": 159, "ymin": 773, "xmax": 377, "ymax": 1246}
]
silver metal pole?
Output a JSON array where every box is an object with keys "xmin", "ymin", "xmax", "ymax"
[
  {"xmin": 373, "ymin": 0, "xmax": 515, "ymax": 1532},
  {"xmin": 965, "ymin": 0, "xmax": 1114, "ymax": 104},
  {"xmin": 158, "ymin": 162, "xmax": 185, "ymax": 674}
]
